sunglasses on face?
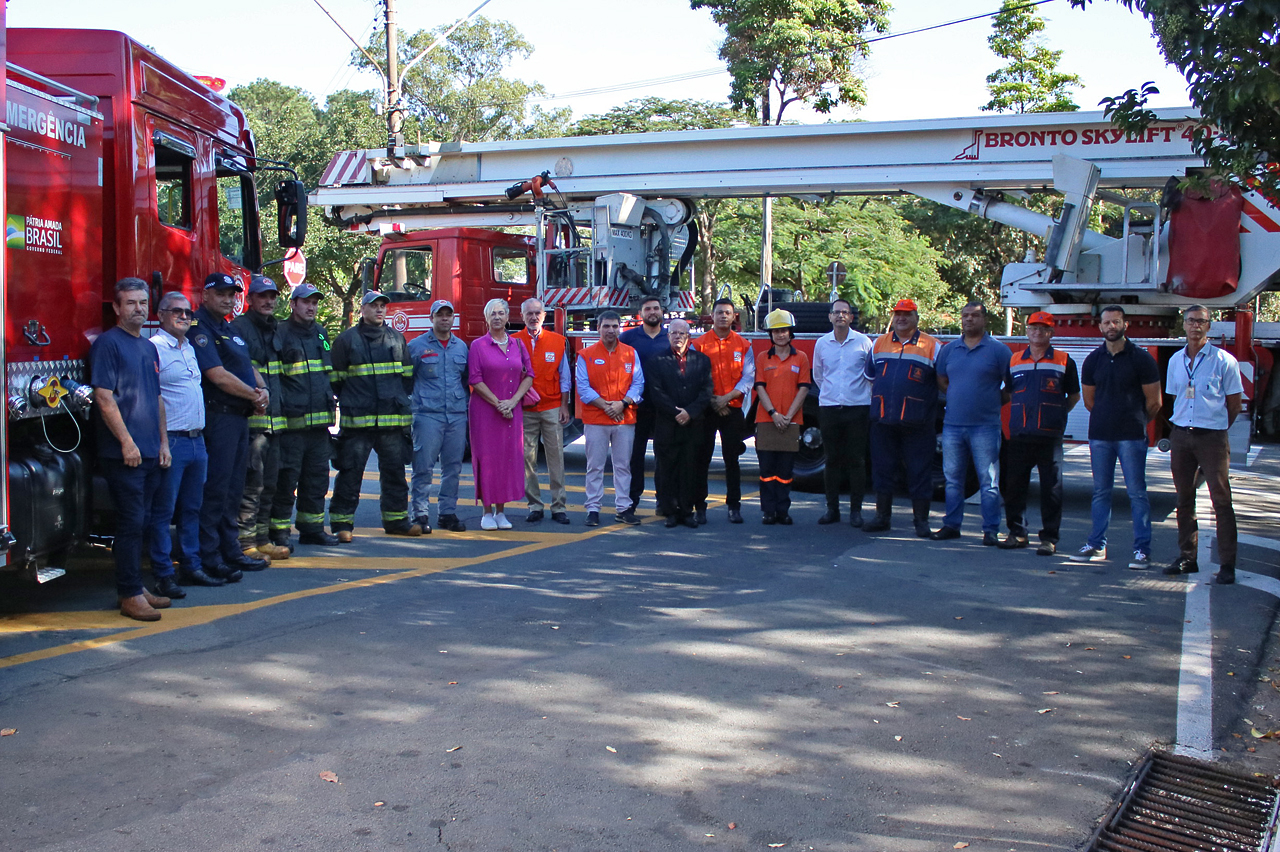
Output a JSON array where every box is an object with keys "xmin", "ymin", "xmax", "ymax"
[{"xmin": 161, "ymin": 309, "xmax": 194, "ymax": 319}]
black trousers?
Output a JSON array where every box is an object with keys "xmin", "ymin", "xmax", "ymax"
[
  {"xmin": 629, "ymin": 404, "xmax": 663, "ymax": 510},
  {"xmin": 818, "ymin": 405, "xmax": 869, "ymax": 511},
  {"xmin": 272, "ymin": 428, "xmax": 332, "ymax": 534},
  {"xmin": 696, "ymin": 406, "xmax": 746, "ymax": 511},
  {"xmin": 329, "ymin": 428, "xmax": 412, "ymax": 532},
  {"xmin": 870, "ymin": 421, "xmax": 935, "ymax": 501},
  {"xmin": 1003, "ymin": 437, "xmax": 1065, "ymax": 543},
  {"xmin": 238, "ymin": 431, "xmax": 279, "ymax": 546},
  {"xmin": 655, "ymin": 419, "xmax": 704, "ymax": 518},
  {"xmin": 757, "ymin": 449, "xmax": 795, "ymax": 518},
  {"xmin": 200, "ymin": 409, "xmax": 250, "ymax": 565}
]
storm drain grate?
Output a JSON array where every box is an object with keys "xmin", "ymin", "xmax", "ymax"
[{"xmin": 1087, "ymin": 751, "xmax": 1279, "ymax": 852}]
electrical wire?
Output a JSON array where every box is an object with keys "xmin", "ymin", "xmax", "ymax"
[{"xmin": 41, "ymin": 404, "xmax": 82, "ymax": 455}]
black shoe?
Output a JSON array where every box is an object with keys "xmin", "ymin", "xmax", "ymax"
[
  {"xmin": 177, "ymin": 568, "xmax": 226, "ymax": 587},
  {"xmin": 1214, "ymin": 565, "xmax": 1236, "ymax": 585},
  {"xmin": 227, "ymin": 554, "xmax": 269, "ymax": 571},
  {"xmin": 864, "ymin": 515, "xmax": 891, "ymax": 533},
  {"xmin": 205, "ymin": 563, "xmax": 243, "ymax": 583},
  {"xmin": 1036, "ymin": 541, "xmax": 1057, "ymax": 556},
  {"xmin": 412, "ymin": 515, "xmax": 433, "ymax": 535},
  {"xmin": 269, "ymin": 533, "xmax": 293, "ymax": 554},
  {"xmin": 682, "ymin": 515, "xmax": 699, "ymax": 529},
  {"xmin": 438, "ymin": 514, "xmax": 466, "ymax": 532},
  {"xmin": 615, "ymin": 510, "xmax": 641, "ymax": 526},
  {"xmin": 818, "ymin": 509, "xmax": 841, "ymax": 525},
  {"xmin": 931, "ymin": 527, "xmax": 961, "ymax": 541},
  {"xmin": 526, "ymin": 510, "xmax": 545, "ymax": 523},
  {"xmin": 299, "ymin": 531, "xmax": 340, "ymax": 546},
  {"xmin": 664, "ymin": 515, "xmax": 679, "ymax": 528},
  {"xmin": 551, "ymin": 512, "xmax": 570, "ymax": 525},
  {"xmin": 911, "ymin": 500, "xmax": 931, "ymax": 538},
  {"xmin": 762, "ymin": 513, "xmax": 777, "ymax": 525},
  {"xmin": 585, "ymin": 512, "xmax": 600, "ymax": 527},
  {"xmin": 154, "ymin": 576, "xmax": 187, "ymax": 599},
  {"xmin": 1162, "ymin": 556, "xmax": 1200, "ymax": 575},
  {"xmin": 778, "ymin": 514, "xmax": 794, "ymax": 526},
  {"xmin": 997, "ymin": 534, "xmax": 1028, "ymax": 550},
  {"xmin": 982, "ymin": 532, "xmax": 999, "ymax": 547},
  {"xmin": 727, "ymin": 508, "xmax": 743, "ymax": 524},
  {"xmin": 695, "ymin": 508, "xmax": 707, "ymax": 525},
  {"xmin": 849, "ymin": 510, "xmax": 864, "ymax": 528}
]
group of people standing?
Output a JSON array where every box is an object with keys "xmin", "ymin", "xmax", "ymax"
[{"xmin": 93, "ymin": 273, "xmax": 1244, "ymax": 622}]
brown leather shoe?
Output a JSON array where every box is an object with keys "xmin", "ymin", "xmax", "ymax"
[
  {"xmin": 386, "ymin": 524, "xmax": 423, "ymax": 537},
  {"xmin": 119, "ymin": 589, "xmax": 171, "ymax": 610},
  {"xmin": 336, "ymin": 530, "xmax": 353, "ymax": 543},
  {"xmin": 255, "ymin": 543, "xmax": 290, "ymax": 561},
  {"xmin": 119, "ymin": 594, "xmax": 162, "ymax": 622}
]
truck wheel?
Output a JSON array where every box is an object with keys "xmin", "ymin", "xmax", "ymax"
[{"xmin": 792, "ymin": 423, "xmax": 826, "ymax": 493}]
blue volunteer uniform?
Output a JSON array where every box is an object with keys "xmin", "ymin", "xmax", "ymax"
[{"xmin": 189, "ymin": 291, "xmax": 261, "ymax": 577}]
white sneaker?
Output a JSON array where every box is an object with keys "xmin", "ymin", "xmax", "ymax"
[
  {"xmin": 495, "ymin": 512, "xmax": 512, "ymax": 530},
  {"xmin": 480, "ymin": 513, "xmax": 498, "ymax": 531}
]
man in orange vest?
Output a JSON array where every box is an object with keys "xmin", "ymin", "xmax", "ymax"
[
  {"xmin": 515, "ymin": 298, "xmax": 572, "ymax": 525},
  {"xmin": 575, "ymin": 310, "xmax": 645, "ymax": 527},
  {"xmin": 691, "ymin": 297, "xmax": 754, "ymax": 524}
]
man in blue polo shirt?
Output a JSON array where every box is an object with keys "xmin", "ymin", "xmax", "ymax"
[
  {"xmin": 620, "ymin": 297, "xmax": 670, "ymax": 516},
  {"xmin": 1161, "ymin": 304, "xmax": 1244, "ymax": 584},
  {"xmin": 933, "ymin": 302, "xmax": 1011, "ymax": 545},
  {"xmin": 91, "ymin": 278, "xmax": 172, "ymax": 621},
  {"xmin": 1070, "ymin": 305, "xmax": 1162, "ymax": 568},
  {"xmin": 189, "ymin": 273, "xmax": 271, "ymax": 583}
]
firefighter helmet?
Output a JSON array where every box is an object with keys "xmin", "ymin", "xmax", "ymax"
[{"xmin": 763, "ymin": 308, "xmax": 796, "ymax": 330}]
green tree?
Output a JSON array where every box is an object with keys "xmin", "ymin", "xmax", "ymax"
[
  {"xmin": 230, "ymin": 81, "xmax": 383, "ymax": 333},
  {"xmin": 352, "ymin": 17, "xmax": 570, "ymax": 143},
  {"xmin": 690, "ymin": 0, "xmax": 891, "ymax": 125},
  {"xmin": 1078, "ymin": 0, "xmax": 1280, "ymax": 202},
  {"xmin": 569, "ymin": 98, "xmax": 752, "ymax": 311},
  {"xmin": 983, "ymin": 0, "xmax": 1082, "ymax": 113}
]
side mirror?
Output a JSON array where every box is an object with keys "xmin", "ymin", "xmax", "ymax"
[
  {"xmin": 275, "ymin": 180, "xmax": 308, "ymax": 249},
  {"xmin": 358, "ymin": 257, "xmax": 376, "ymax": 291}
]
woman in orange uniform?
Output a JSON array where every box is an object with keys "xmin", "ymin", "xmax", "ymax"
[{"xmin": 753, "ymin": 309, "xmax": 811, "ymax": 525}]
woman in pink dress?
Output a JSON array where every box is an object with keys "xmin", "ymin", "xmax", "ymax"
[{"xmin": 468, "ymin": 299, "xmax": 534, "ymax": 530}]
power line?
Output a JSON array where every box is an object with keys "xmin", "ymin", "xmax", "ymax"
[{"xmin": 532, "ymin": 0, "xmax": 1058, "ymax": 104}]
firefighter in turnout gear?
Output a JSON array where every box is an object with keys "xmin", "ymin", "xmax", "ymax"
[
  {"xmin": 233, "ymin": 275, "xmax": 290, "ymax": 561},
  {"xmin": 328, "ymin": 291, "xmax": 420, "ymax": 540},
  {"xmin": 270, "ymin": 283, "xmax": 339, "ymax": 547}
]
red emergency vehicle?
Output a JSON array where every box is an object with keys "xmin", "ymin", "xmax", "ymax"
[{"xmin": 1, "ymin": 24, "xmax": 305, "ymax": 580}]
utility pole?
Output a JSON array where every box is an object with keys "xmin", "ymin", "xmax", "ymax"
[{"xmin": 385, "ymin": 0, "xmax": 403, "ymax": 151}]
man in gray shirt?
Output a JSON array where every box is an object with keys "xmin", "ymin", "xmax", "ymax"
[{"xmin": 409, "ymin": 300, "xmax": 469, "ymax": 533}]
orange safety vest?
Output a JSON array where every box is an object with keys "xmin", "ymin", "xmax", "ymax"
[
  {"xmin": 692, "ymin": 330, "xmax": 751, "ymax": 408},
  {"xmin": 576, "ymin": 340, "xmax": 640, "ymax": 426},
  {"xmin": 513, "ymin": 328, "xmax": 567, "ymax": 412}
]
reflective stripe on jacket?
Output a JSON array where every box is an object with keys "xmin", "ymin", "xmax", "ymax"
[
  {"xmin": 232, "ymin": 311, "xmax": 286, "ymax": 432},
  {"xmin": 331, "ymin": 323, "xmax": 413, "ymax": 429},
  {"xmin": 1008, "ymin": 346, "xmax": 1074, "ymax": 439},
  {"xmin": 869, "ymin": 330, "xmax": 941, "ymax": 426},
  {"xmin": 276, "ymin": 318, "xmax": 335, "ymax": 430}
]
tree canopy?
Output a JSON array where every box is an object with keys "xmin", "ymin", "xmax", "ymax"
[
  {"xmin": 983, "ymin": 0, "xmax": 1082, "ymax": 113},
  {"xmin": 569, "ymin": 97, "xmax": 749, "ymax": 136},
  {"xmin": 689, "ymin": 0, "xmax": 891, "ymax": 124}
]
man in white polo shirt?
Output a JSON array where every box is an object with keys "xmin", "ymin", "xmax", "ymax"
[
  {"xmin": 1161, "ymin": 304, "xmax": 1244, "ymax": 585},
  {"xmin": 812, "ymin": 298, "xmax": 874, "ymax": 527}
]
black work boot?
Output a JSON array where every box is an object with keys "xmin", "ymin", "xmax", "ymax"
[
  {"xmin": 862, "ymin": 493, "xmax": 893, "ymax": 533},
  {"xmin": 912, "ymin": 499, "xmax": 932, "ymax": 538}
]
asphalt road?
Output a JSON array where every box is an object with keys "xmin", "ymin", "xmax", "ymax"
[{"xmin": 2, "ymin": 440, "xmax": 1278, "ymax": 852}]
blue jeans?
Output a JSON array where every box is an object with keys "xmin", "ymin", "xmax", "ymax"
[
  {"xmin": 148, "ymin": 434, "xmax": 208, "ymax": 576},
  {"xmin": 102, "ymin": 457, "xmax": 161, "ymax": 598},
  {"xmin": 942, "ymin": 424, "xmax": 1002, "ymax": 533},
  {"xmin": 412, "ymin": 412, "xmax": 467, "ymax": 519},
  {"xmin": 1087, "ymin": 438, "xmax": 1151, "ymax": 551}
]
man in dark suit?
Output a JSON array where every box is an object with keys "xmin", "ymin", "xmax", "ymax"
[{"xmin": 646, "ymin": 319, "xmax": 714, "ymax": 528}]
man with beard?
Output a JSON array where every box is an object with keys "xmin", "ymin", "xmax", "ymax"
[
  {"xmin": 1070, "ymin": 305, "xmax": 1161, "ymax": 568},
  {"xmin": 691, "ymin": 298, "xmax": 754, "ymax": 524},
  {"xmin": 619, "ymin": 296, "xmax": 669, "ymax": 515}
]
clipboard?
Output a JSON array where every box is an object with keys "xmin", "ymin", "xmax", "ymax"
[{"xmin": 754, "ymin": 422, "xmax": 800, "ymax": 452}]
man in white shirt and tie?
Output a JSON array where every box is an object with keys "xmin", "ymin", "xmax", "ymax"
[
  {"xmin": 1161, "ymin": 304, "xmax": 1244, "ymax": 585},
  {"xmin": 811, "ymin": 298, "xmax": 874, "ymax": 527}
]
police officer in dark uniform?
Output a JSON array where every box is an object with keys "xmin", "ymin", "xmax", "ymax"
[
  {"xmin": 188, "ymin": 272, "xmax": 271, "ymax": 584},
  {"xmin": 271, "ymin": 282, "xmax": 340, "ymax": 547},
  {"xmin": 232, "ymin": 274, "xmax": 290, "ymax": 562},
  {"xmin": 328, "ymin": 290, "xmax": 419, "ymax": 541}
]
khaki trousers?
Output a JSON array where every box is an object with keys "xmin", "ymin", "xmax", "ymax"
[
  {"xmin": 1170, "ymin": 425, "xmax": 1237, "ymax": 567},
  {"xmin": 523, "ymin": 408, "xmax": 568, "ymax": 513}
]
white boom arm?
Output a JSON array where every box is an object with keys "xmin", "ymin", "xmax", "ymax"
[{"xmin": 312, "ymin": 108, "xmax": 1280, "ymax": 309}]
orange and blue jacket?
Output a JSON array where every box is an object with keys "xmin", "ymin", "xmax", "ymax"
[
  {"xmin": 1007, "ymin": 346, "xmax": 1079, "ymax": 439},
  {"xmin": 868, "ymin": 329, "xmax": 941, "ymax": 426}
]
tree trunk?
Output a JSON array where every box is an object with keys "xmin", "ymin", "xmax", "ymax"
[{"xmin": 695, "ymin": 201, "xmax": 719, "ymax": 314}]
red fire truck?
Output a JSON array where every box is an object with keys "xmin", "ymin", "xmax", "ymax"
[
  {"xmin": 314, "ymin": 110, "xmax": 1280, "ymax": 489},
  {"xmin": 1, "ymin": 23, "xmax": 305, "ymax": 580}
]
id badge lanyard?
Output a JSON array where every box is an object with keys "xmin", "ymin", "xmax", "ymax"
[{"xmin": 1184, "ymin": 350, "xmax": 1204, "ymax": 399}]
